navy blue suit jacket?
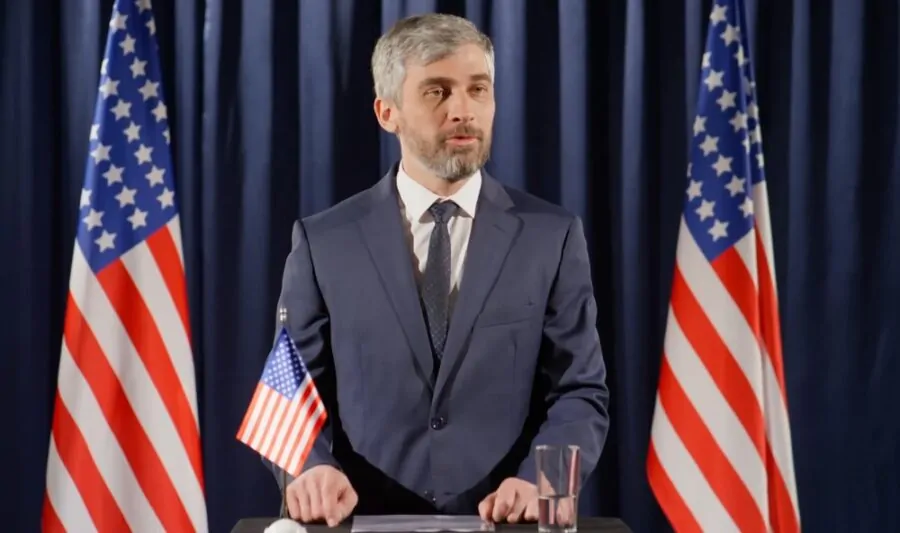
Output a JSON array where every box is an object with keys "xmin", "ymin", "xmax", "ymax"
[{"xmin": 266, "ymin": 163, "xmax": 609, "ymax": 515}]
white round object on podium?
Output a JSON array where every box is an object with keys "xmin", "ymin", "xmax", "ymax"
[{"xmin": 265, "ymin": 518, "xmax": 307, "ymax": 533}]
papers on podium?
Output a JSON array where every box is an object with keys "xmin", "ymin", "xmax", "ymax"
[{"xmin": 351, "ymin": 515, "xmax": 495, "ymax": 532}]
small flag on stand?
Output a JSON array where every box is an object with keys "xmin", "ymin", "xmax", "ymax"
[
  {"xmin": 42, "ymin": 0, "xmax": 208, "ymax": 531},
  {"xmin": 237, "ymin": 323, "xmax": 327, "ymax": 477},
  {"xmin": 646, "ymin": 0, "xmax": 801, "ymax": 532}
]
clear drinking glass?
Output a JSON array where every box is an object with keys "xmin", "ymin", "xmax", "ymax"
[{"xmin": 535, "ymin": 445, "xmax": 580, "ymax": 533}]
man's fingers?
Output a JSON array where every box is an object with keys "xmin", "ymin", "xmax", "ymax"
[
  {"xmin": 524, "ymin": 498, "xmax": 540, "ymax": 521},
  {"xmin": 555, "ymin": 496, "xmax": 577, "ymax": 527},
  {"xmin": 284, "ymin": 466, "xmax": 357, "ymax": 526},
  {"xmin": 285, "ymin": 488, "xmax": 302, "ymax": 520},
  {"xmin": 342, "ymin": 486, "xmax": 359, "ymax": 512},
  {"xmin": 321, "ymin": 481, "xmax": 354, "ymax": 526},
  {"xmin": 307, "ymin": 485, "xmax": 324, "ymax": 522},
  {"xmin": 319, "ymin": 478, "xmax": 338, "ymax": 521},
  {"xmin": 326, "ymin": 485, "xmax": 358, "ymax": 527},
  {"xmin": 297, "ymin": 485, "xmax": 312, "ymax": 523},
  {"xmin": 478, "ymin": 493, "xmax": 496, "ymax": 521},
  {"xmin": 505, "ymin": 491, "xmax": 529, "ymax": 523},
  {"xmin": 492, "ymin": 489, "xmax": 517, "ymax": 522}
]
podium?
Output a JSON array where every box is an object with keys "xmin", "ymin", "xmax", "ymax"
[{"xmin": 231, "ymin": 517, "xmax": 632, "ymax": 533}]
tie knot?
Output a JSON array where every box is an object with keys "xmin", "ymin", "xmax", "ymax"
[{"xmin": 429, "ymin": 200, "xmax": 458, "ymax": 224}]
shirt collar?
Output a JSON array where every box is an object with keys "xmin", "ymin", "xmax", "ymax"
[{"xmin": 396, "ymin": 162, "xmax": 482, "ymax": 223}]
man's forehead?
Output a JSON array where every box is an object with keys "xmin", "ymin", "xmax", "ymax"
[
  {"xmin": 408, "ymin": 45, "xmax": 488, "ymax": 70},
  {"xmin": 406, "ymin": 63, "xmax": 491, "ymax": 86}
]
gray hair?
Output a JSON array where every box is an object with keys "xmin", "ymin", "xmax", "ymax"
[{"xmin": 371, "ymin": 13, "xmax": 494, "ymax": 105}]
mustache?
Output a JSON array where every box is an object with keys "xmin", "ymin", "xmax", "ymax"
[{"xmin": 441, "ymin": 126, "xmax": 483, "ymax": 141}]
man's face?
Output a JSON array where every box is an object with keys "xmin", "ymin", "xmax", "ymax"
[{"xmin": 382, "ymin": 44, "xmax": 495, "ymax": 181}]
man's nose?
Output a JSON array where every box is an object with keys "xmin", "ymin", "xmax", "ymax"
[{"xmin": 447, "ymin": 92, "xmax": 475, "ymax": 122}]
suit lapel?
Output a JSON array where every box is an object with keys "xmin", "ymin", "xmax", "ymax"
[
  {"xmin": 434, "ymin": 175, "xmax": 521, "ymax": 399},
  {"xmin": 357, "ymin": 168, "xmax": 436, "ymax": 389}
]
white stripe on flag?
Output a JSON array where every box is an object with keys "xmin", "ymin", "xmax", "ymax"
[
  {"xmin": 119, "ymin": 234, "xmax": 199, "ymax": 423},
  {"xmin": 650, "ymin": 398, "xmax": 739, "ymax": 533},
  {"xmin": 68, "ymin": 244, "xmax": 206, "ymax": 530},
  {"xmin": 664, "ymin": 309, "xmax": 768, "ymax": 515},
  {"xmin": 275, "ymin": 387, "xmax": 318, "ymax": 467},
  {"xmin": 676, "ymin": 220, "xmax": 765, "ymax": 405},
  {"xmin": 57, "ymin": 343, "xmax": 163, "ymax": 531},
  {"xmin": 45, "ymin": 438, "xmax": 98, "ymax": 533}
]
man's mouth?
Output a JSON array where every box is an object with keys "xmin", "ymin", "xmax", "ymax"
[{"xmin": 445, "ymin": 135, "xmax": 478, "ymax": 146}]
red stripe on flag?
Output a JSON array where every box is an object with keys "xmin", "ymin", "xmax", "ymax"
[
  {"xmin": 284, "ymin": 405, "xmax": 327, "ymax": 476},
  {"xmin": 299, "ymin": 415, "xmax": 328, "ymax": 472},
  {"xmin": 237, "ymin": 382, "xmax": 266, "ymax": 438},
  {"xmin": 710, "ymin": 246, "xmax": 760, "ymax": 340},
  {"xmin": 47, "ymin": 393, "xmax": 130, "ymax": 532},
  {"xmin": 767, "ymin": 446, "xmax": 800, "ymax": 533},
  {"xmin": 256, "ymin": 394, "xmax": 291, "ymax": 455},
  {"xmin": 238, "ymin": 380, "xmax": 327, "ymax": 477},
  {"xmin": 95, "ymin": 260, "xmax": 204, "ymax": 487},
  {"xmin": 757, "ymin": 228, "xmax": 801, "ymax": 533},
  {"xmin": 670, "ymin": 267, "xmax": 767, "ymax": 455},
  {"xmin": 268, "ymin": 392, "xmax": 307, "ymax": 462},
  {"xmin": 285, "ymin": 389, "xmax": 326, "ymax": 471},
  {"xmin": 63, "ymin": 294, "xmax": 195, "ymax": 532},
  {"xmin": 260, "ymin": 392, "xmax": 301, "ymax": 459},
  {"xmin": 146, "ymin": 225, "xmax": 193, "ymax": 344},
  {"xmin": 40, "ymin": 491, "xmax": 67, "ymax": 533},
  {"xmin": 657, "ymin": 356, "xmax": 767, "ymax": 532},
  {"xmin": 244, "ymin": 388, "xmax": 277, "ymax": 448},
  {"xmin": 646, "ymin": 442, "xmax": 703, "ymax": 533},
  {"xmin": 716, "ymin": 237, "xmax": 799, "ymax": 533},
  {"xmin": 269, "ymin": 383, "xmax": 315, "ymax": 460},
  {"xmin": 755, "ymin": 230, "xmax": 788, "ymax": 397}
]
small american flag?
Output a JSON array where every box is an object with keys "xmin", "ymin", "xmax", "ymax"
[
  {"xmin": 42, "ymin": 0, "xmax": 208, "ymax": 532},
  {"xmin": 237, "ymin": 325, "xmax": 327, "ymax": 477},
  {"xmin": 646, "ymin": 1, "xmax": 801, "ymax": 532}
]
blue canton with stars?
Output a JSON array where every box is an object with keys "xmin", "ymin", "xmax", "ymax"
[
  {"xmin": 683, "ymin": 0, "xmax": 767, "ymax": 262},
  {"xmin": 261, "ymin": 327, "xmax": 309, "ymax": 399},
  {"xmin": 76, "ymin": 0, "xmax": 175, "ymax": 274}
]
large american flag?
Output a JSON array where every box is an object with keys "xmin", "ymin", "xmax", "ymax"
[
  {"xmin": 646, "ymin": 1, "xmax": 801, "ymax": 532},
  {"xmin": 41, "ymin": 1, "xmax": 208, "ymax": 531},
  {"xmin": 237, "ymin": 325, "xmax": 327, "ymax": 477}
]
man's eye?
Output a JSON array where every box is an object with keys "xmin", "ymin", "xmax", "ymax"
[{"xmin": 425, "ymin": 88, "xmax": 444, "ymax": 98}]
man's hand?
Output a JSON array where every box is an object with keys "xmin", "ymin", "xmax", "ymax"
[
  {"xmin": 285, "ymin": 465, "xmax": 358, "ymax": 526},
  {"xmin": 478, "ymin": 478, "xmax": 539, "ymax": 523}
]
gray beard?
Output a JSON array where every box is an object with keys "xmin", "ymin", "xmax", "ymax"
[
  {"xmin": 410, "ymin": 138, "xmax": 491, "ymax": 182},
  {"xmin": 428, "ymin": 153, "xmax": 484, "ymax": 181}
]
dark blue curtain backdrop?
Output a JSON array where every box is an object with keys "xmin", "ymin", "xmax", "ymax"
[{"xmin": 3, "ymin": 0, "xmax": 899, "ymax": 531}]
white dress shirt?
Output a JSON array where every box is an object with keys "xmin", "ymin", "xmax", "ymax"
[{"xmin": 396, "ymin": 163, "xmax": 481, "ymax": 309}]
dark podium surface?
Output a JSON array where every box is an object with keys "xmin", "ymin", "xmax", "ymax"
[{"xmin": 232, "ymin": 517, "xmax": 632, "ymax": 533}]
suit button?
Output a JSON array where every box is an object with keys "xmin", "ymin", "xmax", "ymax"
[
  {"xmin": 430, "ymin": 416, "xmax": 446, "ymax": 430},
  {"xmin": 424, "ymin": 489, "xmax": 435, "ymax": 503}
]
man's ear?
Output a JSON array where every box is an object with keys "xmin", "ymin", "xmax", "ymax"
[{"xmin": 373, "ymin": 98, "xmax": 399, "ymax": 134}]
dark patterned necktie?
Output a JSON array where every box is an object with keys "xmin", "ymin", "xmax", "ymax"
[{"xmin": 421, "ymin": 200, "xmax": 458, "ymax": 361}]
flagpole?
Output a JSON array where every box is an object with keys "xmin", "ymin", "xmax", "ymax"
[
  {"xmin": 237, "ymin": 300, "xmax": 326, "ymax": 523},
  {"xmin": 278, "ymin": 305, "xmax": 290, "ymax": 519}
]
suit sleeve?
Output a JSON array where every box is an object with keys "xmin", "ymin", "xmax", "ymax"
[
  {"xmin": 516, "ymin": 215, "xmax": 611, "ymax": 486},
  {"xmin": 263, "ymin": 219, "xmax": 341, "ymax": 491}
]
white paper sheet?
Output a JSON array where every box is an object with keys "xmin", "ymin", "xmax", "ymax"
[{"xmin": 350, "ymin": 515, "xmax": 495, "ymax": 532}]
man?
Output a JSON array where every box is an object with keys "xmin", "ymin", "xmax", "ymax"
[{"xmin": 266, "ymin": 12, "xmax": 609, "ymax": 527}]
